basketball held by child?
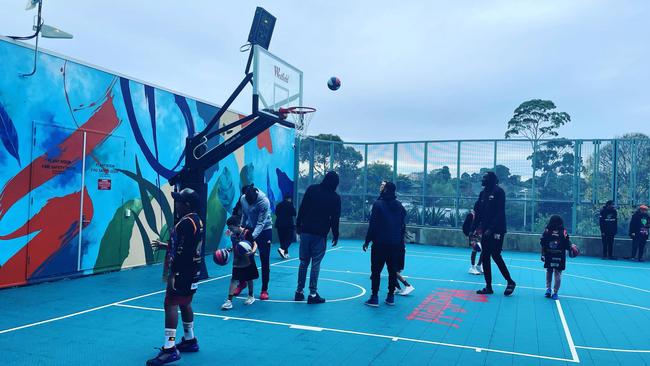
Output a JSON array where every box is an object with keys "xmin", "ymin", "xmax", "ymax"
[
  {"xmin": 236, "ymin": 240, "xmax": 253, "ymax": 255},
  {"xmin": 213, "ymin": 248, "xmax": 230, "ymax": 265},
  {"xmin": 327, "ymin": 76, "xmax": 341, "ymax": 91},
  {"xmin": 569, "ymin": 244, "xmax": 580, "ymax": 258}
]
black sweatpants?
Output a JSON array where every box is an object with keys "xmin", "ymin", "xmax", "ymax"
[
  {"xmin": 601, "ymin": 234, "xmax": 615, "ymax": 258},
  {"xmin": 256, "ymin": 229, "xmax": 273, "ymax": 292},
  {"xmin": 277, "ymin": 226, "xmax": 294, "ymax": 251},
  {"xmin": 370, "ymin": 244, "xmax": 399, "ymax": 296},
  {"xmin": 631, "ymin": 235, "xmax": 647, "ymax": 261},
  {"xmin": 481, "ymin": 233, "xmax": 513, "ymax": 289}
]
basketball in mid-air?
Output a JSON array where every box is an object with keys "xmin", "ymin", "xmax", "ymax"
[{"xmin": 327, "ymin": 76, "xmax": 341, "ymax": 91}]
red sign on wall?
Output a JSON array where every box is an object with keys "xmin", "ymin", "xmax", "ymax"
[
  {"xmin": 98, "ymin": 179, "xmax": 111, "ymax": 190},
  {"xmin": 407, "ymin": 288, "xmax": 488, "ymax": 328}
]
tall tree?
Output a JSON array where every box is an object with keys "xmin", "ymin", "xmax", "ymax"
[{"xmin": 505, "ymin": 99, "xmax": 571, "ymax": 143}]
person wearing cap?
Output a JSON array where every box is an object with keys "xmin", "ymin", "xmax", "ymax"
[
  {"xmin": 239, "ymin": 185, "xmax": 273, "ymax": 300},
  {"xmin": 147, "ymin": 188, "xmax": 204, "ymax": 365},
  {"xmin": 599, "ymin": 200, "xmax": 618, "ymax": 260},
  {"xmin": 629, "ymin": 205, "xmax": 650, "ymax": 262},
  {"xmin": 294, "ymin": 171, "xmax": 341, "ymax": 304}
]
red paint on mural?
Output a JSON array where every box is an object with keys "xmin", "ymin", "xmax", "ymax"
[
  {"xmin": 241, "ymin": 115, "xmax": 273, "ymax": 153},
  {"xmin": 0, "ymin": 95, "xmax": 119, "ymax": 220},
  {"xmin": 407, "ymin": 288, "xmax": 488, "ymax": 328},
  {"xmin": 0, "ymin": 189, "xmax": 93, "ymax": 283}
]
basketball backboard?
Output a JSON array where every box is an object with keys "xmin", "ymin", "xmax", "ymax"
[{"xmin": 253, "ymin": 45, "xmax": 303, "ymax": 118}]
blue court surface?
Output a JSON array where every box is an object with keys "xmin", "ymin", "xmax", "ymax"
[{"xmin": 1, "ymin": 240, "xmax": 650, "ymax": 365}]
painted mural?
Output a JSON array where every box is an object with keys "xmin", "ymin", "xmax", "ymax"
[{"xmin": 0, "ymin": 38, "xmax": 295, "ymax": 288}]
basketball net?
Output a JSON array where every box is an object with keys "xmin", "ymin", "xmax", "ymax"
[{"xmin": 279, "ymin": 106, "xmax": 315, "ymax": 138}]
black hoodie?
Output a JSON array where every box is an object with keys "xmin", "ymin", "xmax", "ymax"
[
  {"xmin": 629, "ymin": 209, "xmax": 650, "ymax": 239},
  {"xmin": 472, "ymin": 172, "xmax": 507, "ymax": 235},
  {"xmin": 365, "ymin": 182, "xmax": 406, "ymax": 246},
  {"xmin": 599, "ymin": 205, "xmax": 618, "ymax": 236},
  {"xmin": 296, "ymin": 172, "xmax": 341, "ymax": 239}
]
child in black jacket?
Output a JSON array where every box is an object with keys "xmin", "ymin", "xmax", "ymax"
[
  {"xmin": 540, "ymin": 215, "xmax": 575, "ymax": 300},
  {"xmin": 462, "ymin": 210, "xmax": 482, "ymax": 275}
]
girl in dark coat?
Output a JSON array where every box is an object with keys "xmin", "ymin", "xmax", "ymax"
[{"xmin": 540, "ymin": 215, "xmax": 572, "ymax": 300}]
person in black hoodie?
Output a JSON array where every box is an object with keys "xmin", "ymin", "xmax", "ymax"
[
  {"xmin": 294, "ymin": 171, "xmax": 341, "ymax": 304},
  {"xmin": 599, "ymin": 200, "xmax": 618, "ymax": 259},
  {"xmin": 629, "ymin": 205, "xmax": 650, "ymax": 262},
  {"xmin": 275, "ymin": 194, "xmax": 297, "ymax": 259},
  {"xmin": 363, "ymin": 181, "xmax": 406, "ymax": 307},
  {"xmin": 472, "ymin": 171, "xmax": 516, "ymax": 296}
]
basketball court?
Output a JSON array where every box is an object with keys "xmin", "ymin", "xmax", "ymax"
[{"xmin": 2, "ymin": 240, "xmax": 649, "ymax": 365}]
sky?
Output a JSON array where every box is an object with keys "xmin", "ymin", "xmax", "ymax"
[{"xmin": 1, "ymin": 0, "xmax": 648, "ymax": 142}]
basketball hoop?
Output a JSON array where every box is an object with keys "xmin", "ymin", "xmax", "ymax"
[{"xmin": 279, "ymin": 106, "xmax": 316, "ymax": 138}]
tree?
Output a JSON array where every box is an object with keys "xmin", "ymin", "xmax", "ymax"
[{"xmin": 505, "ymin": 99, "xmax": 571, "ymax": 143}]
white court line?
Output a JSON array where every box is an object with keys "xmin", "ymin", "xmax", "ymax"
[
  {"xmin": 575, "ymin": 345, "xmax": 650, "ymax": 353},
  {"xmin": 556, "ymin": 300, "xmax": 580, "ymax": 362},
  {"xmin": 335, "ymin": 248, "xmax": 650, "ymax": 294},
  {"xmin": 273, "ymin": 264, "xmax": 650, "ymax": 313},
  {"xmin": 114, "ymin": 303, "xmax": 577, "ymax": 363},
  {"xmin": 234, "ymin": 277, "xmax": 366, "ymax": 303},
  {"xmin": 0, "ymin": 248, "xmax": 340, "ymax": 335},
  {"xmin": 339, "ymin": 246, "xmax": 650, "ymax": 270}
]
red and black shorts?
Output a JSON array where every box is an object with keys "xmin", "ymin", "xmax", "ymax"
[{"xmin": 164, "ymin": 273, "xmax": 197, "ymax": 306}]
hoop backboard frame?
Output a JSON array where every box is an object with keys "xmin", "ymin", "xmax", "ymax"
[{"xmin": 252, "ymin": 45, "xmax": 303, "ymax": 118}]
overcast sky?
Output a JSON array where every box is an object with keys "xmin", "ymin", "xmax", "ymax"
[{"xmin": 2, "ymin": 0, "xmax": 648, "ymax": 142}]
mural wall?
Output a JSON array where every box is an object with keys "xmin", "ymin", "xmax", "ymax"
[{"xmin": 0, "ymin": 38, "xmax": 295, "ymax": 288}]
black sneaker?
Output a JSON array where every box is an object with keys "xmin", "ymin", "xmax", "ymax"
[
  {"xmin": 364, "ymin": 295, "xmax": 379, "ymax": 307},
  {"xmin": 476, "ymin": 288, "xmax": 494, "ymax": 295},
  {"xmin": 146, "ymin": 347, "xmax": 180, "ymax": 365},
  {"xmin": 307, "ymin": 293, "xmax": 326, "ymax": 304},
  {"xmin": 294, "ymin": 291, "xmax": 305, "ymax": 301},
  {"xmin": 385, "ymin": 293, "xmax": 395, "ymax": 306},
  {"xmin": 504, "ymin": 281, "xmax": 516, "ymax": 296},
  {"xmin": 176, "ymin": 337, "xmax": 199, "ymax": 353}
]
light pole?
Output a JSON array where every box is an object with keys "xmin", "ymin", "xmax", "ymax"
[{"xmin": 7, "ymin": 0, "xmax": 73, "ymax": 77}]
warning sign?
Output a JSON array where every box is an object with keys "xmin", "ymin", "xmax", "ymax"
[{"xmin": 98, "ymin": 179, "xmax": 112, "ymax": 190}]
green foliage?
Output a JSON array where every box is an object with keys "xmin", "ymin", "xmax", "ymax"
[{"xmin": 505, "ymin": 99, "xmax": 571, "ymax": 141}]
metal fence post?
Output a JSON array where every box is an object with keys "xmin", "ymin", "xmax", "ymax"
[
  {"xmin": 612, "ymin": 139, "xmax": 618, "ymax": 204},
  {"xmin": 363, "ymin": 144, "xmax": 368, "ymax": 221},
  {"xmin": 308, "ymin": 138, "xmax": 315, "ymax": 186},
  {"xmin": 493, "ymin": 140, "xmax": 498, "ymax": 170},
  {"xmin": 422, "ymin": 142, "xmax": 428, "ymax": 226},
  {"xmin": 455, "ymin": 141, "xmax": 461, "ymax": 227},
  {"xmin": 572, "ymin": 140, "xmax": 581, "ymax": 234},
  {"xmin": 294, "ymin": 137, "xmax": 300, "ymax": 203},
  {"xmin": 530, "ymin": 140, "xmax": 538, "ymax": 232},
  {"xmin": 593, "ymin": 141, "xmax": 600, "ymax": 204},
  {"xmin": 393, "ymin": 143, "xmax": 398, "ymax": 184},
  {"xmin": 329, "ymin": 141, "xmax": 335, "ymax": 172},
  {"xmin": 631, "ymin": 140, "xmax": 638, "ymax": 205}
]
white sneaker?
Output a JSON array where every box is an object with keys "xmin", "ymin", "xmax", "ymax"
[
  {"xmin": 277, "ymin": 248, "xmax": 287, "ymax": 259},
  {"xmin": 477, "ymin": 264, "xmax": 483, "ymax": 274},
  {"xmin": 244, "ymin": 296, "xmax": 256, "ymax": 305},
  {"xmin": 399, "ymin": 285, "xmax": 415, "ymax": 296},
  {"xmin": 221, "ymin": 299, "xmax": 233, "ymax": 310},
  {"xmin": 469, "ymin": 266, "xmax": 480, "ymax": 275},
  {"xmin": 394, "ymin": 288, "xmax": 403, "ymax": 296}
]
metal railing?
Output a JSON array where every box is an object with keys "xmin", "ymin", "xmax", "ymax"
[{"xmin": 296, "ymin": 137, "xmax": 650, "ymax": 236}]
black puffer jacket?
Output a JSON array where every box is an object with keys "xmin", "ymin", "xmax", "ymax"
[
  {"xmin": 296, "ymin": 172, "xmax": 341, "ymax": 239},
  {"xmin": 629, "ymin": 210, "xmax": 650, "ymax": 239},
  {"xmin": 472, "ymin": 174, "xmax": 507, "ymax": 235}
]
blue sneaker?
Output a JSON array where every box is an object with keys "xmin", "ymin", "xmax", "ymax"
[
  {"xmin": 551, "ymin": 293, "xmax": 559, "ymax": 301},
  {"xmin": 365, "ymin": 295, "xmax": 379, "ymax": 307},
  {"xmin": 385, "ymin": 293, "xmax": 395, "ymax": 306},
  {"xmin": 176, "ymin": 337, "xmax": 199, "ymax": 353},
  {"xmin": 545, "ymin": 288, "xmax": 552, "ymax": 298},
  {"xmin": 146, "ymin": 346, "xmax": 181, "ymax": 365}
]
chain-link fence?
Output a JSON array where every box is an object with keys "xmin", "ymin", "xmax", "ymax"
[{"xmin": 296, "ymin": 137, "xmax": 650, "ymax": 237}]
